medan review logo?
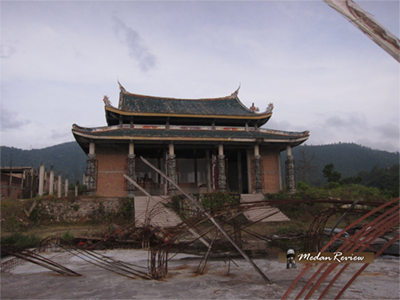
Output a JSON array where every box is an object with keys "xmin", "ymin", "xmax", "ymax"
[{"xmin": 278, "ymin": 251, "xmax": 374, "ymax": 264}]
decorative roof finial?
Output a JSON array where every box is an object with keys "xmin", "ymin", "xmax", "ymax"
[
  {"xmin": 103, "ymin": 95, "xmax": 112, "ymax": 107},
  {"xmin": 265, "ymin": 103, "xmax": 274, "ymax": 113},
  {"xmin": 118, "ymin": 80, "xmax": 126, "ymax": 93},
  {"xmin": 231, "ymin": 83, "xmax": 241, "ymax": 96}
]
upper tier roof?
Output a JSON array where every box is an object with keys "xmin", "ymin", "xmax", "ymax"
[{"xmin": 104, "ymin": 83, "xmax": 273, "ymax": 127}]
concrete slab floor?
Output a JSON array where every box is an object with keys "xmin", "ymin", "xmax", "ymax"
[{"xmin": 1, "ymin": 250, "xmax": 399, "ymax": 299}]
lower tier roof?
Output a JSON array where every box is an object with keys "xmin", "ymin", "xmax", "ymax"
[{"xmin": 72, "ymin": 124, "xmax": 309, "ymax": 154}]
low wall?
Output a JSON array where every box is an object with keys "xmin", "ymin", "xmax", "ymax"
[{"xmin": 33, "ymin": 197, "xmax": 132, "ymax": 223}]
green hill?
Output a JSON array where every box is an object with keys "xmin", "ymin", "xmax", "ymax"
[
  {"xmin": 284, "ymin": 143, "xmax": 399, "ymax": 186},
  {"xmin": 1, "ymin": 141, "xmax": 398, "ymax": 187},
  {"xmin": 1, "ymin": 142, "xmax": 87, "ymax": 183}
]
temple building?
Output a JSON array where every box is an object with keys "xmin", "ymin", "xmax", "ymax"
[{"xmin": 72, "ymin": 83, "xmax": 309, "ymax": 197}]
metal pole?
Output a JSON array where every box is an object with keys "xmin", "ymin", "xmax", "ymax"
[
  {"xmin": 139, "ymin": 156, "xmax": 272, "ymax": 284},
  {"xmin": 123, "ymin": 174, "xmax": 211, "ymax": 248}
]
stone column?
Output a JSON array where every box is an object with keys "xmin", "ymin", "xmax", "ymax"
[
  {"xmin": 127, "ymin": 142, "xmax": 136, "ymax": 197},
  {"xmin": 89, "ymin": 142, "xmax": 96, "ymax": 159},
  {"xmin": 254, "ymin": 145, "xmax": 263, "ymax": 193},
  {"xmin": 206, "ymin": 149, "xmax": 212, "ymax": 193},
  {"xmin": 58, "ymin": 173, "xmax": 62, "ymax": 198},
  {"xmin": 217, "ymin": 144, "xmax": 227, "ymax": 192},
  {"xmin": 38, "ymin": 163, "xmax": 45, "ymax": 196},
  {"xmin": 278, "ymin": 152, "xmax": 283, "ymax": 190},
  {"xmin": 49, "ymin": 166, "xmax": 54, "ymax": 195},
  {"xmin": 285, "ymin": 145, "xmax": 296, "ymax": 194},
  {"xmin": 237, "ymin": 151, "xmax": 243, "ymax": 194},
  {"xmin": 194, "ymin": 157, "xmax": 198, "ymax": 184},
  {"xmin": 167, "ymin": 143, "xmax": 177, "ymax": 195},
  {"xmin": 246, "ymin": 149, "xmax": 252, "ymax": 194},
  {"xmin": 86, "ymin": 142, "xmax": 97, "ymax": 194},
  {"xmin": 65, "ymin": 177, "xmax": 69, "ymax": 197}
]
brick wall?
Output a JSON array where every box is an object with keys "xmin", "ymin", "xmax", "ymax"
[
  {"xmin": 1, "ymin": 174, "xmax": 23, "ymax": 199},
  {"xmin": 259, "ymin": 147, "xmax": 281, "ymax": 194},
  {"xmin": 96, "ymin": 145, "xmax": 128, "ymax": 197}
]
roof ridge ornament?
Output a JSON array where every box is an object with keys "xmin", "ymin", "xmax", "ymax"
[
  {"xmin": 231, "ymin": 84, "xmax": 241, "ymax": 96},
  {"xmin": 118, "ymin": 81, "xmax": 126, "ymax": 93},
  {"xmin": 265, "ymin": 103, "xmax": 274, "ymax": 114},
  {"xmin": 250, "ymin": 103, "xmax": 260, "ymax": 112},
  {"xmin": 103, "ymin": 95, "xmax": 113, "ymax": 107}
]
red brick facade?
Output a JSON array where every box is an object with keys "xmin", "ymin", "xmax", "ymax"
[
  {"xmin": 260, "ymin": 147, "xmax": 281, "ymax": 194},
  {"xmin": 96, "ymin": 145, "xmax": 128, "ymax": 197},
  {"xmin": 248, "ymin": 147, "xmax": 281, "ymax": 194},
  {"xmin": 93, "ymin": 144, "xmax": 283, "ymax": 197}
]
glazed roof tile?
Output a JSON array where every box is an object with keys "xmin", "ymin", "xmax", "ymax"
[{"xmin": 115, "ymin": 84, "xmax": 272, "ymax": 117}]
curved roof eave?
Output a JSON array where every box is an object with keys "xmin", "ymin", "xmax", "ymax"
[{"xmin": 104, "ymin": 105, "xmax": 272, "ymax": 120}]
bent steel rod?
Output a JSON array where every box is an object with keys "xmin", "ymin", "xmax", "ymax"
[
  {"xmin": 123, "ymin": 174, "xmax": 211, "ymax": 248},
  {"xmin": 139, "ymin": 156, "xmax": 272, "ymax": 284}
]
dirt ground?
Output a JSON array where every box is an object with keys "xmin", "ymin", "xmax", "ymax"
[{"xmin": 1, "ymin": 249, "xmax": 399, "ymax": 300}]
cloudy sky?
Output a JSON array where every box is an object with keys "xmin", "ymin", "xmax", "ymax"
[{"xmin": 1, "ymin": 1, "xmax": 399, "ymax": 153}]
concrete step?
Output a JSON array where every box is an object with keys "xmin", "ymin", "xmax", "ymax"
[
  {"xmin": 240, "ymin": 194, "xmax": 290, "ymax": 222},
  {"xmin": 134, "ymin": 196, "xmax": 182, "ymax": 228}
]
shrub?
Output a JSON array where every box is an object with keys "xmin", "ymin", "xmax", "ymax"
[
  {"xmin": 296, "ymin": 181, "xmax": 310, "ymax": 191},
  {"xmin": 200, "ymin": 192, "xmax": 239, "ymax": 211},
  {"xmin": 61, "ymin": 230, "xmax": 74, "ymax": 242},
  {"xmin": 1, "ymin": 233, "xmax": 41, "ymax": 250},
  {"xmin": 121, "ymin": 198, "xmax": 135, "ymax": 220}
]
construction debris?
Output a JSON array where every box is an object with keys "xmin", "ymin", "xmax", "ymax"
[{"xmin": 1, "ymin": 167, "xmax": 398, "ymax": 300}]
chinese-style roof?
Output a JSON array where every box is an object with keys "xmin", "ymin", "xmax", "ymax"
[
  {"xmin": 72, "ymin": 124, "xmax": 309, "ymax": 153},
  {"xmin": 104, "ymin": 84, "xmax": 273, "ymax": 127}
]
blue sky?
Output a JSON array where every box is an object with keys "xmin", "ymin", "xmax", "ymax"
[{"xmin": 1, "ymin": 1, "xmax": 399, "ymax": 152}]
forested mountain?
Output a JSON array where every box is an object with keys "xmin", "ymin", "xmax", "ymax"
[
  {"xmin": 284, "ymin": 143, "xmax": 399, "ymax": 186},
  {"xmin": 1, "ymin": 142, "xmax": 87, "ymax": 183},
  {"xmin": 1, "ymin": 141, "xmax": 398, "ymax": 187}
]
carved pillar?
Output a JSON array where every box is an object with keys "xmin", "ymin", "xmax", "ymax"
[
  {"xmin": 206, "ymin": 149, "xmax": 212, "ymax": 193},
  {"xmin": 127, "ymin": 142, "xmax": 136, "ymax": 196},
  {"xmin": 86, "ymin": 142, "xmax": 97, "ymax": 194},
  {"xmin": 254, "ymin": 145, "xmax": 263, "ymax": 193},
  {"xmin": 285, "ymin": 145, "xmax": 296, "ymax": 194},
  {"xmin": 237, "ymin": 151, "xmax": 243, "ymax": 194},
  {"xmin": 246, "ymin": 149, "xmax": 252, "ymax": 194},
  {"xmin": 217, "ymin": 144, "xmax": 227, "ymax": 192},
  {"xmin": 167, "ymin": 144, "xmax": 177, "ymax": 195}
]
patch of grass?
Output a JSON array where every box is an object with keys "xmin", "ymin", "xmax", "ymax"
[
  {"xmin": 276, "ymin": 221, "xmax": 307, "ymax": 235},
  {"xmin": 1, "ymin": 232, "xmax": 41, "ymax": 249}
]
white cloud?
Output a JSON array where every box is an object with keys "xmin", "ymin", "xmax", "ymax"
[
  {"xmin": 112, "ymin": 16, "xmax": 157, "ymax": 72},
  {"xmin": 0, "ymin": 1, "xmax": 398, "ymax": 153}
]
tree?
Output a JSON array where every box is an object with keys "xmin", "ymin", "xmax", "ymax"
[
  {"xmin": 296, "ymin": 147, "xmax": 318, "ymax": 183},
  {"xmin": 322, "ymin": 163, "xmax": 342, "ymax": 183}
]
